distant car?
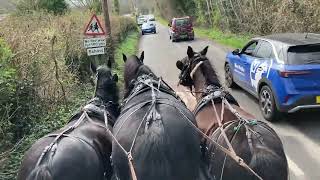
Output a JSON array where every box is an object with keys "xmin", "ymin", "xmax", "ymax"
[
  {"xmin": 141, "ymin": 21, "xmax": 156, "ymax": 35},
  {"xmin": 225, "ymin": 33, "xmax": 320, "ymax": 121},
  {"xmin": 137, "ymin": 15, "xmax": 147, "ymax": 26},
  {"xmin": 148, "ymin": 14, "xmax": 155, "ymax": 21},
  {"xmin": 168, "ymin": 16, "xmax": 194, "ymax": 42}
]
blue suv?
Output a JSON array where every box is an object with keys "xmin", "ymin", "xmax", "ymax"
[{"xmin": 225, "ymin": 33, "xmax": 320, "ymax": 121}]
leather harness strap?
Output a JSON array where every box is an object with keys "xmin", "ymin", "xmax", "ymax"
[
  {"xmin": 35, "ymin": 98, "xmax": 116, "ymax": 177},
  {"xmin": 191, "ymin": 86, "xmax": 264, "ymax": 180}
]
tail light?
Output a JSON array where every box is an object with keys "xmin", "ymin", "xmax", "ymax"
[
  {"xmin": 187, "ymin": 25, "xmax": 193, "ymax": 32},
  {"xmin": 172, "ymin": 25, "xmax": 177, "ymax": 32},
  {"xmin": 278, "ymin": 70, "xmax": 311, "ymax": 78}
]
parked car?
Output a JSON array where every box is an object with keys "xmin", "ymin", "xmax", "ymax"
[
  {"xmin": 141, "ymin": 21, "xmax": 156, "ymax": 35},
  {"xmin": 225, "ymin": 33, "xmax": 320, "ymax": 121},
  {"xmin": 168, "ymin": 16, "xmax": 194, "ymax": 42},
  {"xmin": 137, "ymin": 15, "xmax": 147, "ymax": 26}
]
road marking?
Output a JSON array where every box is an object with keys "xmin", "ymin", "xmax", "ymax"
[{"xmin": 286, "ymin": 155, "xmax": 305, "ymax": 177}]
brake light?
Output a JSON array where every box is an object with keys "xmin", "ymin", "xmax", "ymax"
[
  {"xmin": 278, "ymin": 70, "xmax": 311, "ymax": 78},
  {"xmin": 172, "ymin": 25, "xmax": 177, "ymax": 32},
  {"xmin": 187, "ymin": 25, "xmax": 193, "ymax": 31}
]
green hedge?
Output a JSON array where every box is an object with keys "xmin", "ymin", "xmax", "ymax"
[{"xmin": 0, "ymin": 11, "xmax": 138, "ymax": 180}]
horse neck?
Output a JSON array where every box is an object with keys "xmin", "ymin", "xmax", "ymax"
[
  {"xmin": 94, "ymin": 86, "xmax": 119, "ymax": 103},
  {"xmin": 192, "ymin": 70, "xmax": 207, "ymax": 101},
  {"xmin": 192, "ymin": 61, "xmax": 221, "ymax": 101},
  {"xmin": 94, "ymin": 88, "xmax": 119, "ymax": 117},
  {"xmin": 192, "ymin": 63, "xmax": 237, "ymax": 126}
]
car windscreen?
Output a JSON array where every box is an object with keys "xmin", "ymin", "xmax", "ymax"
[
  {"xmin": 175, "ymin": 19, "xmax": 190, "ymax": 27},
  {"xmin": 287, "ymin": 44, "xmax": 320, "ymax": 64}
]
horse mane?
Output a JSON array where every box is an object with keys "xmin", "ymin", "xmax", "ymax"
[
  {"xmin": 199, "ymin": 59, "xmax": 221, "ymax": 87},
  {"xmin": 137, "ymin": 65, "xmax": 156, "ymax": 78}
]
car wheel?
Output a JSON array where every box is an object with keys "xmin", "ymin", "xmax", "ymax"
[
  {"xmin": 142, "ymin": 32, "xmax": 144, "ymax": 35},
  {"xmin": 225, "ymin": 63, "xmax": 237, "ymax": 88},
  {"xmin": 259, "ymin": 86, "xmax": 281, "ymax": 122},
  {"xmin": 172, "ymin": 38, "xmax": 176, "ymax": 42}
]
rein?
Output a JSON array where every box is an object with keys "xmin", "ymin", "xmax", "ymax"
[
  {"xmin": 35, "ymin": 99, "xmax": 116, "ymax": 171},
  {"xmin": 192, "ymin": 87, "xmax": 264, "ymax": 180},
  {"xmin": 190, "ymin": 61, "xmax": 204, "ymax": 80},
  {"xmin": 112, "ymin": 75, "xmax": 194, "ymax": 180}
]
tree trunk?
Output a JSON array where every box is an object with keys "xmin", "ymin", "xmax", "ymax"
[
  {"xmin": 205, "ymin": 0, "xmax": 213, "ymax": 25},
  {"xmin": 228, "ymin": 0, "xmax": 241, "ymax": 24},
  {"xmin": 101, "ymin": 0, "xmax": 114, "ymax": 64}
]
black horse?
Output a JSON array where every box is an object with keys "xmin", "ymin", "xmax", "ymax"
[
  {"xmin": 176, "ymin": 46, "xmax": 288, "ymax": 180},
  {"xmin": 111, "ymin": 52, "xmax": 202, "ymax": 180},
  {"xmin": 18, "ymin": 64, "xmax": 120, "ymax": 180}
]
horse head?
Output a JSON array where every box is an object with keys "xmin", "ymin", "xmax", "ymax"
[
  {"xmin": 123, "ymin": 51, "xmax": 156, "ymax": 95},
  {"xmin": 91, "ymin": 62, "xmax": 119, "ymax": 104},
  {"xmin": 176, "ymin": 46, "xmax": 209, "ymax": 88}
]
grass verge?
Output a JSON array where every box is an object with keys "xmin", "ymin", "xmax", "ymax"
[
  {"xmin": 156, "ymin": 16, "xmax": 168, "ymax": 26},
  {"xmin": 194, "ymin": 27, "xmax": 251, "ymax": 49},
  {"xmin": 114, "ymin": 30, "xmax": 140, "ymax": 89},
  {"xmin": 156, "ymin": 16, "xmax": 251, "ymax": 49}
]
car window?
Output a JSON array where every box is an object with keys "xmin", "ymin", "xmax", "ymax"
[
  {"xmin": 288, "ymin": 44, "xmax": 320, "ymax": 65},
  {"xmin": 254, "ymin": 41, "xmax": 275, "ymax": 59},
  {"xmin": 175, "ymin": 19, "xmax": 190, "ymax": 27},
  {"xmin": 243, "ymin": 41, "xmax": 258, "ymax": 56}
]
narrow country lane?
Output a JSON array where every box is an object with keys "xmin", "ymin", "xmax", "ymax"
[{"xmin": 139, "ymin": 22, "xmax": 320, "ymax": 180}]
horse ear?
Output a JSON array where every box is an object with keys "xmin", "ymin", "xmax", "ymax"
[
  {"xmin": 123, "ymin": 54, "xmax": 127, "ymax": 62},
  {"xmin": 187, "ymin": 46, "xmax": 194, "ymax": 58},
  {"xmin": 176, "ymin": 61, "xmax": 184, "ymax": 70},
  {"xmin": 112, "ymin": 74, "xmax": 118, "ymax": 82},
  {"xmin": 140, "ymin": 51, "xmax": 144, "ymax": 63},
  {"xmin": 201, "ymin": 46, "xmax": 209, "ymax": 55},
  {"xmin": 91, "ymin": 62, "xmax": 97, "ymax": 74},
  {"xmin": 107, "ymin": 60, "xmax": 112, "ymax": 68}
]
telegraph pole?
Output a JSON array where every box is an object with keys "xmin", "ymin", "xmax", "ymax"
[{"xmin": 101, "ymin": 0, "xmax": 114, "ymax": 64}]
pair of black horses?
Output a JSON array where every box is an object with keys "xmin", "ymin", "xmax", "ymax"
[{"xmin": 17, "ymin": 46, "xmax": 288, "ymax": 180}]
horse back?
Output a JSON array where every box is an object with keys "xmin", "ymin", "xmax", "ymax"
[
  {"xmin": 18, "ymin": 119, "xmax": 113, "ymax": 180},
  {"xmin": 113, "ymin": 91, "xmax": 201, "ymax": 180}
]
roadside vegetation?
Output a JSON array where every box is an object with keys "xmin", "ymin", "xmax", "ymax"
[
  {"xmin": 0, "ymin": 1, "xmax": 138, "ymax": 179},
  {"xmin": 157, "ymin": 16, "xmax": 249, "ymax": 48},
  {"xmin": 114, "ymin": 31, "xmax": 140, "ymax": 89},
  {"xmin": 194, "ymin": 28, "xmax": 250, "ymax": 48},
  {"xmin": 155, "ymin": 0, "xmax": 320, "ymax": 47}
]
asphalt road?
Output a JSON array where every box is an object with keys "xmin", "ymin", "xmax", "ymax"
[{"xmin": 139, "ymin": 22, "xmax": 320, "ymax": 180}]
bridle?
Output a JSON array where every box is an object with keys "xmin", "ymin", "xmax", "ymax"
[{"xmin": 178, "ymin": 52, "xmax": 208, "ymax": 87}]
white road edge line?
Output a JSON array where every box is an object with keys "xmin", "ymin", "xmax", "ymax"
[{"xmin": 286, "ymin": 155, "xmax": 305, "ymax": 177}]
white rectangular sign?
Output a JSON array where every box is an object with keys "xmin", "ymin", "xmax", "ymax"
[
  {"xmin": 84, "ymin": 37, "xmax": 106, "ymax": 48},
  {"xmin": 87, "ymin": 47, "xmax": 105, "ymax": 56}
]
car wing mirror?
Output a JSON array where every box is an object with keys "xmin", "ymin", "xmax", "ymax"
[{"xmin": 232, "ymin": 49, "xmax": 241, "ymax": 55}]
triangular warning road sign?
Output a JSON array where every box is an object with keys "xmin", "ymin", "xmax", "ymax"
[{"xmin": 84, "ymin": 14, "xmax": 105, "ymax": 36}]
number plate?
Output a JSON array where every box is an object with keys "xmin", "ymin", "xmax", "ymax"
[
  {"xmin": 180, "ymin": 35, "xmax": 188, "ymax": 38},
  {"xmin": 316, "ymin": 96, "xmax": 320, "ymax": 103}
]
